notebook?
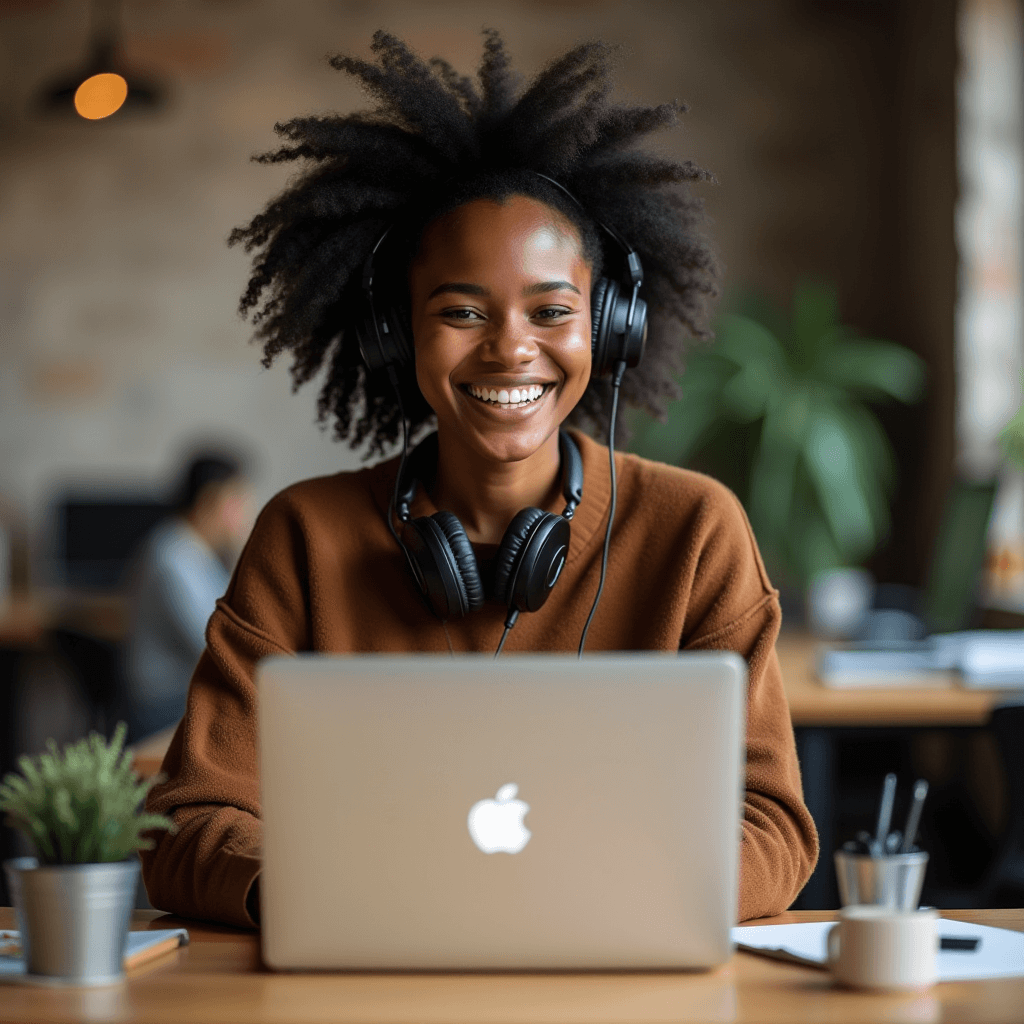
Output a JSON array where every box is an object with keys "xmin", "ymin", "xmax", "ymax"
[{"xmin": 0, "ymin": 928, "xmax": 189, "ymax": 985}]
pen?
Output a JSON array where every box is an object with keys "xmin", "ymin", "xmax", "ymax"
[
  {"xmin": 874, "ymin": 773, "xmax": 897, "ymax": 856},
  {"xmin": 901, "ymin": 778, "xmax": 929, "ymax": 854}
]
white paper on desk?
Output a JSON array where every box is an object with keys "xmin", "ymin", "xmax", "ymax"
[{"xmin": 732, "ymin": 919, "xmax": 1024, "ymax": 981}]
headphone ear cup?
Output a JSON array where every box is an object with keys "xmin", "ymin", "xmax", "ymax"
[
  {"xmin": 380, "ymin": 306, "xmax": 413, "ymax": 368},
  {"xmin": 493, "ymin": 507, "xmax": 571, "ymax": 614},
  {"xmin": 622, "ymin": 294, "xmax": 648, "ymax": 369},
  {"xmin": 400, "ymin": 513, "xmax": 482, "ymax": 619},
  {"xmin": 590, "ymin": 277, "xmax": 647, "ymax": 377},
  {"xmin": 430, "ymin": 512, "xmax": 484, "ymax": 613},
  {"xmin": 590, "ymin": 276, "xmax": 616, "ymax": 379},
  {"xmin": 354, "ymin": 304, "xmax": 412, "ymax": 373},
  {"xmin": 493, "ymin": 507, "xmax": 546, "ymax": 607}
]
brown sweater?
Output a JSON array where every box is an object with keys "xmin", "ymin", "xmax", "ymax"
[{"xmin": 142, "ymin": 430, "xmax": 818, "ymax": 928}]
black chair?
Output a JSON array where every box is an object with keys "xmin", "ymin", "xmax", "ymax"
[{"xmin": 981, "ymin": 702, "xmax": 1024, "ymax": 907}]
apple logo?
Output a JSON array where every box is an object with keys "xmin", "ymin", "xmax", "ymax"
[{"xmin": 467, "ymin": 783, "xmax": 532, "ymax": 854}]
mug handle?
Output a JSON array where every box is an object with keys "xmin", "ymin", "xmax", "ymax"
[{"xmin": 827, "ymin": 922, "xmax": 842, "ymax": 965}]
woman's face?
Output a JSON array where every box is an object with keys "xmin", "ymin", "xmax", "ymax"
[{"xmin": 408, "ymin": 195, "xmax": 592, "ymax": 465}]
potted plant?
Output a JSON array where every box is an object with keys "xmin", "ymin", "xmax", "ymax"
[
  {"xmin": 630, "ymin": 281, "xmax": 925, "ymax": 629},
  {"xmin": 0, "ymin": 722, "xmax": 174, "ymax": 985}
]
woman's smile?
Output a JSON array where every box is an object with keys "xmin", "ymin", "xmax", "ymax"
[{"xmin": 462, "ymin": 382, "xmax": 551, "ymax": 408}]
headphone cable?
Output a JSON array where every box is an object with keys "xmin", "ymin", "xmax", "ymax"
[
  {"xmin": 578, "ymin": 359, "xmax": 626, "ymax": 656},
  {"xmin": 384, "ymin": 366, "xmax": 418, "ymax": 581},
  {"xmin": 494, "ymin": 609, "xmax": 520, "ymax": 658}
]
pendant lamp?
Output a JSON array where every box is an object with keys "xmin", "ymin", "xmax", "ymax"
[{"xmin": 39, "ymin": 0, "xmax": 163, "ymax": 120}]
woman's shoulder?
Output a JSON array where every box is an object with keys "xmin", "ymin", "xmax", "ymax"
[
  {"xmin": 619, "ymin": 447, "xmax": 738, "ymax": 508},
  {"xmin": 620, "ymin": 450, "xmax": 757, "ymax": 553},
  {"xmin": 572, "ymin": 431, "xmax": 772, "ymax": 594},
  {"xmin": 573, "ymin": 429, "xmax": 745, "ymax": 526},
  {"xmin": 255, "ymin": 457, "xmax": 395, "ymax": 529}
]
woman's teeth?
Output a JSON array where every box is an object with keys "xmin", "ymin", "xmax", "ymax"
[{"xmin": 467, "ymin": 384, "xmax": 546, "ymax": 406}]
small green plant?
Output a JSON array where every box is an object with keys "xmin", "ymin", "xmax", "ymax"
[
  {"xmin": 0, "ymin": 722, "xmax": 175, "ymax": 865},
  {"xmin": 630, "ymin": 281, "xmax": 925, "ymax": 586}
]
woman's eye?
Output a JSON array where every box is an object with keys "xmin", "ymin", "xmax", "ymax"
[
  {"xmin": 533, "ymin": 306, "xmax": 572, "ymax": 321},
  {"xmin": 441, "ymin": 308, "xmax": 483, "ymax": 322}
]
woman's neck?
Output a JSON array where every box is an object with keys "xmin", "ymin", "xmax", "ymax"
[{"xmin": 431, "ymin": 429, "xmax": 563, "ymax": 544}]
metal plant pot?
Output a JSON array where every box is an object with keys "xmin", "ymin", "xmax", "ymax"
[{"xmin": 3, "ymin": 856, "xmax": 139, "ymax": 986}]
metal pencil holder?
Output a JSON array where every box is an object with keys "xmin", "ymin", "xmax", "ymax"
[{"xmin": 833, "ymin": 849, "xmax": 928, "ymax": 910}]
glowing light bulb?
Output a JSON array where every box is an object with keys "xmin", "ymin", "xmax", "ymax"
[{"xmin": 73, "ymin": 73, "xmax": 128, "ymax": 120}]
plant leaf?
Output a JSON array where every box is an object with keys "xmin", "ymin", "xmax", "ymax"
[
  {"xmin": 0, "ymin": 722, "xmax": 175, "ymax": 865},
  {"xmin": 791, "ymin": 280, "xmax": 839, "ymax": 367},
  {"xmin": 822, "ymin": 339, "xmax": 925, "ymax": 403},
  {"xmin": 802, "ymin": 405, "xmax": 877, "ymax": 561}
]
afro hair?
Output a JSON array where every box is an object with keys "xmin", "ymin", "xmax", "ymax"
[{"xmin": 229, "ymin": 30, "xmax": 719, "ymax": 457}]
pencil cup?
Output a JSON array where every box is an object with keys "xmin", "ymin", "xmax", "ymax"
[
  {"xmin": 834, "ymin": 849, "xmax": 928, "ymax": 910},
  {"xmin": 831, "ymin": 847, "xmax": 929, "ymax": 913}
]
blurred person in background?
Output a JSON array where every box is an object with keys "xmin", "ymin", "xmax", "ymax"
[{"xmin": 124, "ymin": 451, "xmax": 254, "ymax": 740}]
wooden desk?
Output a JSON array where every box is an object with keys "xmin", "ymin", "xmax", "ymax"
[
  {"xmin": 0, "ymin": 907, "xmax": 1020, "ymax": 1023},
  {"xmin": 776, "ymin": 631, "xmax": 1006, "ymax": 728}
]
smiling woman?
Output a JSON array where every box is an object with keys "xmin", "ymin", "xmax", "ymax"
[{"xmin": 140, "ymin": 30, "xmax": 819, "ymax": 932}]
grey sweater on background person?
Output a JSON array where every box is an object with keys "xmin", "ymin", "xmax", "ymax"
[{"xmin": 124, "ymin": 518, "xmax": 229, "ymax": 740}]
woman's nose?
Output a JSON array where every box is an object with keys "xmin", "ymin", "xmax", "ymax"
[{"xmin": 479, "ymin": 312, "xmax": 540, "ymax": 366}]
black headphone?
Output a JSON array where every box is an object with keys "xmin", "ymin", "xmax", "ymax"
[
  {"xmin": 352, "ymin": 174, "xmax": 648, "ymax": 380},
  {"xmin": 394, "ymin": 429, "xmax": 583, "ymax": 621}
]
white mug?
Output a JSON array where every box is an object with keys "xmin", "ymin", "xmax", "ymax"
[{"xmin": 827, "ymin": 905, "xmax": 938, "ymax": 991}]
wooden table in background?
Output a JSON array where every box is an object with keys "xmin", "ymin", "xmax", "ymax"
[
  {"xmin": 0, "ymin": 907, "xmax": 1020, "ymax": 1023},
  {"xmin": 775, "ymin": 631, "xmax": 1004, "ymax": 728},
  {"xmin": 131, "ymin": 725, "xmax": 177, "ymax": 779}
]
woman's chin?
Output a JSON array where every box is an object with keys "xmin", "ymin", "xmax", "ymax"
[{"xmin": 438, "ymin": 415, "xmax": 562, "ymax": 466}]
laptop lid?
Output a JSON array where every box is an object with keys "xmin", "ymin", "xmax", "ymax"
[{"xmin": 258, "ymin": 652, "xmax": 746, "ymax": 971}]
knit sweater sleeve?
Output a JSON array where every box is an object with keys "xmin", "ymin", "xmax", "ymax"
[
  {"xmin": 680, "ymin": 483, "xmax": 819, "ymax": 922},
  {"xmin": 140, "ymin": 489, "xmax": 312, "ymax": 928}
]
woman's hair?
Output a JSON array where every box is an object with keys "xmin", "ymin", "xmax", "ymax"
[{"xmin": 230, "ymin": 30, "xmax": 719, "ymax": 457}]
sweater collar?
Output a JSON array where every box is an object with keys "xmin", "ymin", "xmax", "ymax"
[{"xmin": 367, "ymin": 427, "xmax": 614, "ymax": 566}]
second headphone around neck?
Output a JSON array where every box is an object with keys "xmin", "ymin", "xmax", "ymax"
[{"xmin": 395, "ymin": 430, "xmax": 584, "ymax": 621}]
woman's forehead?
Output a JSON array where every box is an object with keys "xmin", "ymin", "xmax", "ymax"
[{"xmin": 411, "ymin": 195, "xmax": 588, "ymax": 280}]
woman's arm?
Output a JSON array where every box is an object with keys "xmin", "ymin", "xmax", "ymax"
[
  {"xmin": 679, "ymin": 486, "xmax": 819, "ymax": 921},
  {"xmin": 140, "ymin": 493, "xmax": 311, "ymax": 928}
]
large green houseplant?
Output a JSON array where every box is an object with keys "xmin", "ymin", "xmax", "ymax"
[
  {"xmin": 1, "ymin": 723, "xmax": 174, "ymax": 985},
  {"xmin": 630, "ymin": 282, "xmax": 925, "ymax": 590}
]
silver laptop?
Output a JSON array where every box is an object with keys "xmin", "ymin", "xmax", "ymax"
[{"xmin": 257, "ymin": 653, "xmax": 746, "ymax": 971}]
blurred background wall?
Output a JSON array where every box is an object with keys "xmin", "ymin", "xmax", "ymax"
[{"xmin": 0, "ymin": 0, "xmax": 956, "ymax": 588}]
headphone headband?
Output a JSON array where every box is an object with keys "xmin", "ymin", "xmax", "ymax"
[{"xmin": 531, "ymin": 173, "xmax": 643, "ymax": 290}]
